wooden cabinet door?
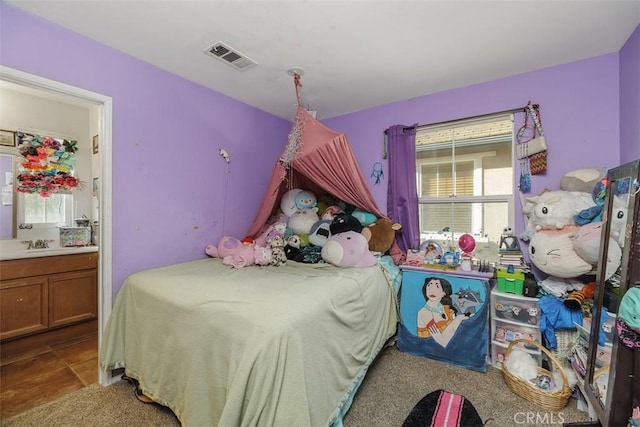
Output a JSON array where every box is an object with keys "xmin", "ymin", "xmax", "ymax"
[
  {"xmin": 0, "ymin": 277, "xmax": 48, "ymax": 340},
  {"xmin": 48, "ymin": 270, "xmax": 97, "ymax": 328}
]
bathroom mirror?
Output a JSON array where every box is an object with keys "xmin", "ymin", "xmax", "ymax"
[
  {"xmin": 0, "ymin": 153, "xmax": 16, "ymax": 239},
  {"xmin": 0, "ymin": 148, "xmax": 85, "ymax": 241},
  {"xmin": 0, "ymin": 81, "xmax": 98, "ymax": 243}
]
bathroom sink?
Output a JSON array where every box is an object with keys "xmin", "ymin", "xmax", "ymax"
[{"xmin": 0, "ymin": 241, "xmax": 98, "ymax": 260}]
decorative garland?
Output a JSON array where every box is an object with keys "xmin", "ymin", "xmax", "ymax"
[
  {"xmin": 279, "ymin": 72, "xmax": 307, "ymax": 169},
  {"xmin": 16, "ymin": 132, "xmax": 81, "ymax": 196},
  {"xmin": 280, "ymin": 112, "xmax": 307, "ymax": 168}
]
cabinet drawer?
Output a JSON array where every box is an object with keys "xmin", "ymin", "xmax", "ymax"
[
  {"xmin": 49, "ymin": 270, "xmax": 97, "ymax": 328},
  {"xmin": 493, "ymin": 318, "xmax": 540, "ymax": 349},
  {"xmin": 0, "ymin": 278, "xmax": 48, "ymax": 340},
  {"xmin": 0, "ymin": 253, "xmax": 98, "ymax": 281},
  {"xmin": 492, "ymin": 289, "xmax": 539, "ymax": 326},
  {"xmin": 491, "ymin": 340, "xmax": 541, "ymax": 370}
]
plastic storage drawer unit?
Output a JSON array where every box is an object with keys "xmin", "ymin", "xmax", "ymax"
[
  {"xmin": 492, "ymin": 290, "xmax": 540, "ymax": 326},
  {"xmin": 496, "ymin": 269, "xmax": 525, "ymax": 294}
]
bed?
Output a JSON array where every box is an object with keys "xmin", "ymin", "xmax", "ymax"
[{"xmin": 99, "ymin": 257, "xmax": 398, "ymax": 426}]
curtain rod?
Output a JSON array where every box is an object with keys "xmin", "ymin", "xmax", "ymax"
[{"xmin": 383, "ymin": 104, "xmax": 538, "ymax": 135}]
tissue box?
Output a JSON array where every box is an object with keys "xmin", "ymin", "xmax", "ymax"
[{"xmin": 59, "ymin": 227, "xmax": 92, "ymax": 247}]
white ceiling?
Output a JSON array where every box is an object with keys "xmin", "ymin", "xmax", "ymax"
[{"xmin": 6, "ymin": 1, "xmax": 640, "ymax": 120}]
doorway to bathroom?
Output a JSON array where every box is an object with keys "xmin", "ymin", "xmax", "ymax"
[{"xmin": 0, "ymin": 65, "xmax": 113, "ymax": 387}]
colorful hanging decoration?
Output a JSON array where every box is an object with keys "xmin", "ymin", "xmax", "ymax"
[
  {"xmin": 280, "ymin": 71, "xmax": 307, "ymax": 168},
  {"xmin": 15, "ymin": 132, "xmax": 81, "ymax": 197}
]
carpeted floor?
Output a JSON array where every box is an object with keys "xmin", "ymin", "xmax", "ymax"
[{"xmin": 2, "ymin": 346, "xmax": 592, "ymax": 426}]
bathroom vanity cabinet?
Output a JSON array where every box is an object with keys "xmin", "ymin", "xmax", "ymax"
[{"xmin": 0, "ymin": 252, "xmax": 98, "ymax": 361}]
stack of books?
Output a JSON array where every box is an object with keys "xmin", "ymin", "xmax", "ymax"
[{"xmin": 496, "ymin": 247, "xmax": 530, "ymax": 272}]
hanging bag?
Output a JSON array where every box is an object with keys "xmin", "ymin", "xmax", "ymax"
[{"xmin": 526, "ymin": 103, "xmax": 548, "ymax": 175}]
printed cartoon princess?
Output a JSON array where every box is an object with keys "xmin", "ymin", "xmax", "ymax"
[{"xmin": 416, "ymin": 277, "xmax": 473, "ymax": 348}]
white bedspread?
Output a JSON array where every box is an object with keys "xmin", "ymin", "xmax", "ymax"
[{"xmin": 99, "ymin": 258, "xmax": 397, "ymax": 426}]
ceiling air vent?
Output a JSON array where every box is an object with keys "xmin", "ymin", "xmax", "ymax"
[{"xmin": 204, "ymin": 41, "xmax": 257, "ymax": 71}]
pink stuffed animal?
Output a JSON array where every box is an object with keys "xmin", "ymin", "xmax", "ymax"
[
  {"xmin": 321, "ymin": 231, "xmax": 377, "ymax": 268},
  {"xmin": 572, "ymin": 222, "xmax": 621, "ymax": 280},
  {"xmin": 205, "ymin": 236, "xmax": 261, "ymax": 268},
  {"xmin": 253, "ymin": 246, "xmax": 273, "ymax": 266},
  {"xmin": 254, "ymin": 221, "xmax": 287, "ymax": 248}
]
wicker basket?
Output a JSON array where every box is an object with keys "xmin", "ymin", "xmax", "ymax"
[{"xmin": 502, "ymin": 339, "xmax": 573, "ymax": 411}]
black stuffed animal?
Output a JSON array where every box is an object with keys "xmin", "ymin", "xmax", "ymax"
[
  {"xmin": 284, "ymin": 244, "xmax": 304, "ymax": 262},
  {"xmin": 329, "ymin": 212, "xmax": 362, "ymax": 235}
]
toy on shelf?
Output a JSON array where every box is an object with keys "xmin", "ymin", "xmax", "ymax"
[
  {"xmin": 458, "ymin": 233, "xmax": 476, "ymax": 272},
  {"xmin": 458, "ymin": 233, "xmax": 476, "ymax": 257},
  {"xmin": 419, "ymin": 240, "xmax": 443, "ymax": 265},
  {"xmin": 496, "ymin": 226, "xmax": 529, "ymax": 275}
]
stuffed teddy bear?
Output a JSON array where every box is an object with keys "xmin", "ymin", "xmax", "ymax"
[
  {"xmin": 523, "ymin": 190, "xmax": 596, "ymax": 232},
  {"xmin": 294, "ymin": 190, "xmax": 317, "ymax": 210},
  {"xmin": 280, "ymin": 188, "xmax": 302, "ymax": 218},
  {"xmin": 321, "ymin": 205, "xmax": 343, "ymax": 221},
  {"xmin": 361, "ymin": 218, "xmax": 402, "ymax": 253},
  {"xmin": 560, "ymin": 167, "xmax": 608, "ymax": 193},
  {"xmin": 572, "ymin": 222, "xmax": 621, "ymax": 280},
  {"xmin": 528, "ymin": 227, "xmax": 593, "ymax": 278},
  {"xmin": 205, "ymin": 236, "xmax": 264, "ymax": 268},
  {"xmin": 308, "ymin": 220, "xmax": 332, "ymax": 247},
  {"xmin": 351, "ymin": 209, "xmax": 378, "ymax": 227},
  {"xmin": 254, "ymin": 246, "xmax": 273, "ymax": 266},
  {"xmin": 285, "ymin": 235, "xmax": 302, "ymax": 248},
  {"xmin": 254, "ymin": 221, "xmax": 287, "ymax": 247},
  {"xmin": 267, "ymin": 235, "xmax": 287, "ymax": 266},
  {"xmin": 284, "ymin": 243, "xmax": 304, "ymax": 262},
  {"xmin": 605, "ymin": 195, "xmax": 628, "ymax": 247},
  {"xmin": 329, "ymin": 212, "xmax": 363, "ymax": 235},
  {"xmin": 288, "ymin": 207, "xmax": 320, "ymax": 236},
  {"xmin": 321, "ymin": 231, "xmax": 377, "ymax": 268}
]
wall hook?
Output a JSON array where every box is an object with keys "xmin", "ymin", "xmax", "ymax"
[{"xmin": 218, "ymin": 148, "xmax": 230, "ymax": 163}]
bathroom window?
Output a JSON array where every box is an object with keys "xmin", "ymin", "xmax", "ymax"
[{"xmin": 17, "ymin": 192, "xmax": 72, "ymax": 226}]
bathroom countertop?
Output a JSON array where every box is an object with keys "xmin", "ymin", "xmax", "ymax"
[{"xmin": 0, "ymin": 242, "xmax": 99, "ymax": 261}]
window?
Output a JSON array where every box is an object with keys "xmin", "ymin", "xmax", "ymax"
[
  {"xmin": 416, "ymin": 114, "xmax": 514, "ymax": 261},
  {"xmin": 19, "ymin": 192, "xmax": 71, "ymax": 225}
]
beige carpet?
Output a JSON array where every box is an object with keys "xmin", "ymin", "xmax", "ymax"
[{"xmin": 2, "ymin": 346, "xmax": 591, "ymax": 426}]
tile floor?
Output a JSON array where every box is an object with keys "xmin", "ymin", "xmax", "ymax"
[{"xmin": 0, "ymin": 333, "xmax": 98, "ymax": 419}]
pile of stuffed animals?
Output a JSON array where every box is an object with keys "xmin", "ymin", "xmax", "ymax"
[
  {"xmin": 205, "ymin": 188, "xmax": 401, "ymax": 268},
  {"xmin": 522, "ymin": 167, "xmax": 626, "ymax": 291}
]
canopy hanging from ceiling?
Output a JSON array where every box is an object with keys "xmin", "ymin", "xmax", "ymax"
[{"xmin": 246, "ymin": 106, "xmax": 385, "ymax": 237}]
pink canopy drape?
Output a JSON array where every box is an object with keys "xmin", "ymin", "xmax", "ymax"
[{"xmin": 246, "ymin": 107, "xmax": 385, "ymax": 237}]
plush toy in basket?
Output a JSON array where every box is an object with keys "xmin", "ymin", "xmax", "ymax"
[{"xmin": 502, "ymin": 339, "xmax": 575, "ymax": 411}]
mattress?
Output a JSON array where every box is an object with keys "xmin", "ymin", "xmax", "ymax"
[{"xmin": 99, "ymin": 258, "xmax": 398, "ymax": 426}]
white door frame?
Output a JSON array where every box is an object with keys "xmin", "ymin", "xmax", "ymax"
[{"xmin": 0, "ymin": 65, "xmax": 114, "ymax": 386}]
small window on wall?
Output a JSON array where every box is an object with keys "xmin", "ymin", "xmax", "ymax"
[
  {"xmin": 416, "ymin": 114, "xmax": 514, "ymax": 261},
  {"xmin": 18, "ymin": 192, "xmax": 72, "ymax": 225}
]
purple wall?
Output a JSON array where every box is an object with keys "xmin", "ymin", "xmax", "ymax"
[
  {"xmin": 325, "ymin": 54, "xmax": 622, "ymax": 236},
  {"xmin": 2, "ymin": 4, "xmax": 637, "ymax": 298},
  {"xmin": 619, "ymin": 25, "xmax": 640, "ymax": 163},
  {"xmin": 1, "ymin": 4, "xmax": 290, "ymax": 297}
]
